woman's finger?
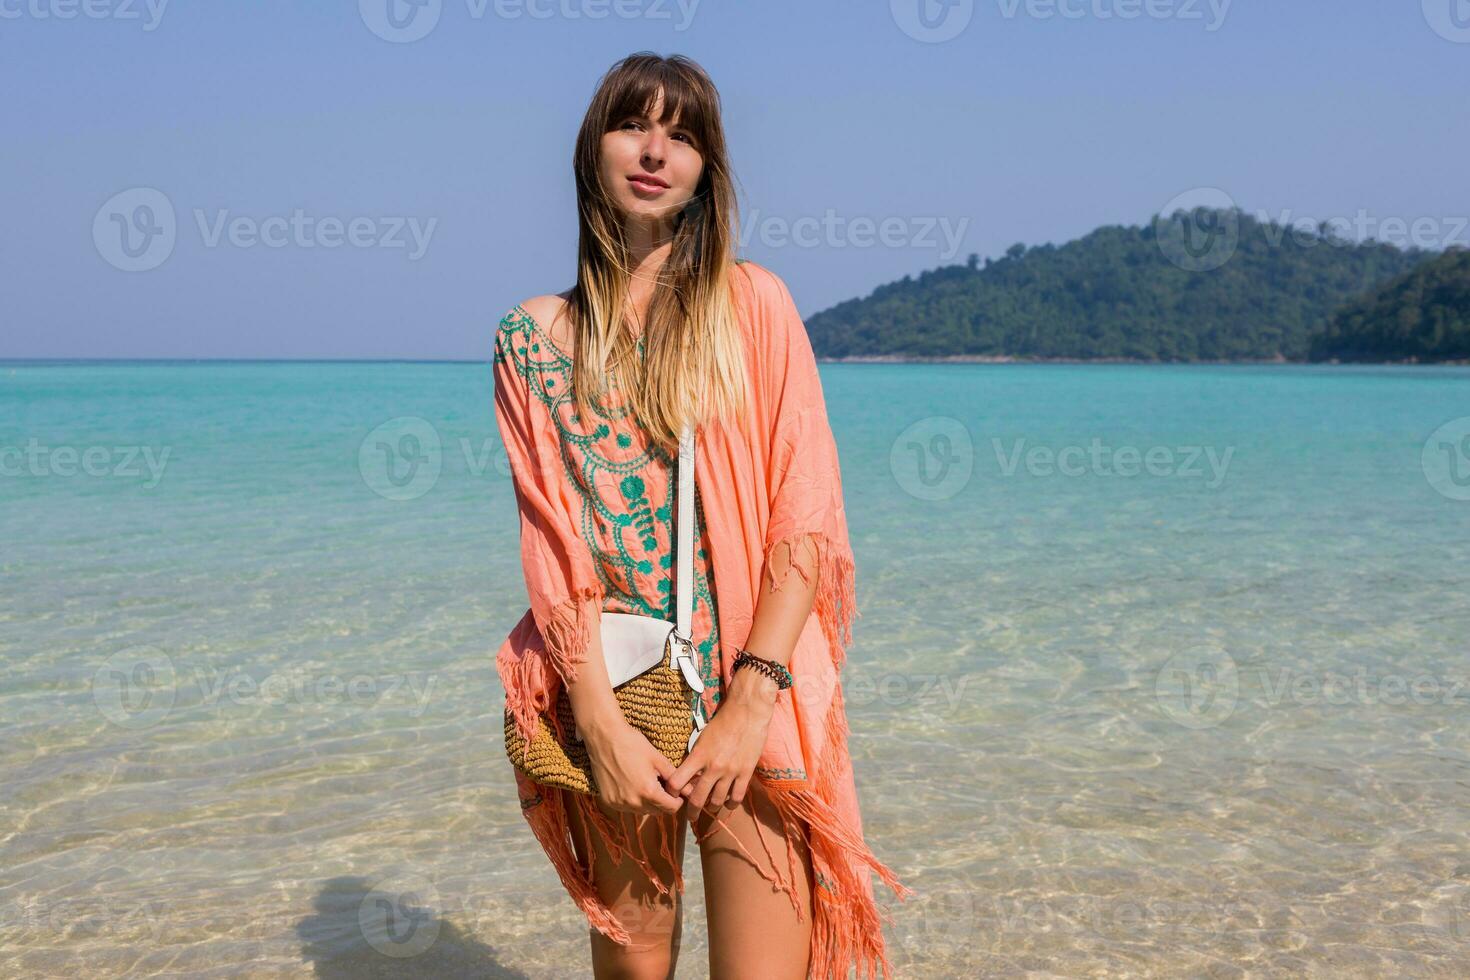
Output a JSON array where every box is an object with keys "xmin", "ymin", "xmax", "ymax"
[
  {"xmin": 664, "ymin": 746, "xmax": 705, "ymax": 796},
  {"xmin": 686, "ymin": 769, "xmax": 718, "ymax": 811},
  {"xmin": 646, "ymin": 775, "xmax": 683, "ymax": 814},
  {"xmin": 707, "ymin": 774, "xmax": 735, "ymax": 810}
]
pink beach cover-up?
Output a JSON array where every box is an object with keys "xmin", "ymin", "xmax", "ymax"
[{"xmin": 492, "ymin": 259, "xmax": 912, "ymax": 978}]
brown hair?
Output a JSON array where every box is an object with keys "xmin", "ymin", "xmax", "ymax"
[{"xmin": 563, "ymin": 51, "xmax": 748, "ymax": 452}]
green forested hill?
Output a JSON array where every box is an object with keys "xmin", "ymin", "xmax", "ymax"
[
  {"xmin": 805, "ymin": 208, "xmax": 1434, "ymax": 361},
  {"xmin": 1307, "ymin": 247, "xmax": 1470, "ymax": 363}
]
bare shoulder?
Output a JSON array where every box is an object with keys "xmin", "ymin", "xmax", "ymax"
[{"xmin": 518, "ymin": 292, "xmax": 575, "ymax": 349}]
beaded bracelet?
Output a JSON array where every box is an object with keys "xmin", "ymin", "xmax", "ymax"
[{"xmin": 732, "ymin": 648, "xmax": 794, "ymax": 691}]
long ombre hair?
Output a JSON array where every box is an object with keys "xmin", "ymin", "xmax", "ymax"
[{"xmin": 564, "ymin": 52, "xmax": 748, "ymax": 453}]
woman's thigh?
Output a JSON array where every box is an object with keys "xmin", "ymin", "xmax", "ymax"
[
  {"xmin": 564, "ymin": 793, "xmax": 688, "ymax": 976},
  {"xmin": 693, "ymin": 781, "xmax": 814, "ymax": 980}
]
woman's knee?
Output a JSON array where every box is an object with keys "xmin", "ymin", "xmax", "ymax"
[
  {"xmin": 583, "ymin": 859, "xmax": 684, "ymax": 979},
  {"xmin": 588, "ymin": 909, "xmax": 681, "ymax": 980},
  {"xmin": 695, "ymin": 782, "xmax": 814, "ymax": 978},
  {"xmin": 565, "ymin": 796, "xmax": 688, "ymax": 975}
]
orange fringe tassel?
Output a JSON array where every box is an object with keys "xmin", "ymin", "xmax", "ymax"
[
  {"xmin": 514, "ymin": 684, "xmax": 913, "ymax": 978},
  {"xmin": 511, "ymin": 531, "xmax": 909, "ymax": 976},
  {"xmin": 762, "ymin": 531, "xmax": 860, "ymax": 666},
  {"xmin": 498, "ymin": 586, "xmax": 603, "ymax": 747},
  {"xmin": 537, "ymin": 585, "xmax": 604, "ymax": 683},
  {"xmin": 764, "ymin": 685, "xmax": 915, "ymax": 979}
]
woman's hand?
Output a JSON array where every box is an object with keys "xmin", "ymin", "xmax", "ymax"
[
  {"xmin": 664, "ymin": 669, "xmax": 779, "ymax": 813},
  {"xmin": 580, "ymin": 712, "xmax": 685, "ymax": 815}
]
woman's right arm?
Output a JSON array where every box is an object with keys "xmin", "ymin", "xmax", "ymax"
[
  {"xmin": 562, "ymin": 609, "xmax": 684, "ymax": 813},
  {"xmin": 493, "ymin": 313, "xmax": 682, "ymax": 815},
  {"xmin": 556, "ymin": 603, "xmax": 621, "ymax": 736}
]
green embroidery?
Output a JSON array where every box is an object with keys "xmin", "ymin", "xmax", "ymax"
[
  {"xmin": 755, "ymin": 765, "xmax": 807, "ymax": 780},
  {"xmin": 496, "ymin": 305, "xmax": 723, "ymax": 700}
]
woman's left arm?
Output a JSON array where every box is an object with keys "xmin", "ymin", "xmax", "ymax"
[
  {"xmin": 666, "ymin": 262, "xmax": 854, "ymax": 813},
  {"xmin": 665, "ymin": 535, "xmax": 820, "ymax": 813}
]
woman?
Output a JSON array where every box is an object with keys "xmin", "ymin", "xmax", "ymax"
[{"xmin": 492, "ymin": 52, "xmax": 910, "ymax": 979}]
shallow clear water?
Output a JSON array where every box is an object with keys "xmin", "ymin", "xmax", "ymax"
[{"xmin": 2, "ymin": 360, "xmax": 1468, "ymax": 977}]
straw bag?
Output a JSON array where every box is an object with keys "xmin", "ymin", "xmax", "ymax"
[{"xmin": 503, "ymin": 424, "xmax": 708, "ymax": 796}]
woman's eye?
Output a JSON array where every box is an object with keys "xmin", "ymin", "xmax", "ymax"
[{"xmin": 619, "ymin": 120, "xmax": 692, "ymax": 145}]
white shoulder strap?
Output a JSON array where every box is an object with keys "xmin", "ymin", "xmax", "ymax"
[
  {"xmin": 675, "ymin": 424, "xmax": 694, "ymax": 640},
  {"xmin": 673, "ymin": 423, "xmax": 709, "ymax": 746}
]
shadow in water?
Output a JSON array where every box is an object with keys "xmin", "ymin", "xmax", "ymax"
[{"xmin": 297, "ymin": 875, "xmax": 532, "ymax": 979}]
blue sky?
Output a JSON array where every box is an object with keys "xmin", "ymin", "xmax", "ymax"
[{"xmin": 2, "ymin": 0, "xmax": 1466, "ymax": 359}]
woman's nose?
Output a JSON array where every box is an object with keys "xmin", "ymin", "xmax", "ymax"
[{"xmin": 641, "ymin": 134, "xmax": 666, "ymax": 165}]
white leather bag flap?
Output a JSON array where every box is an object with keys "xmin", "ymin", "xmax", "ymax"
[{"xmin": 600, "ymin": 611, "xmax": 675, "ymax": 688}]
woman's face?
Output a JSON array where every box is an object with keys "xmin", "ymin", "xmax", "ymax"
[{"xmin": 599, "ymin": 90, "xmax": 703, "ymax": 226}]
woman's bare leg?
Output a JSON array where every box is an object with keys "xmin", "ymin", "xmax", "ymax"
[
  {"xmin": 695, "ymin": 780, "xmax": 814, "ymax": 980},
  {"xmin": 565, "ymin": 795, "xmax": 688, "ymax": 980}
]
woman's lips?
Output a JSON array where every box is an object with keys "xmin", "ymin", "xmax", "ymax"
[{"xmin": 628, "ymin": 176, "xmax": 669, "ymax": 194}]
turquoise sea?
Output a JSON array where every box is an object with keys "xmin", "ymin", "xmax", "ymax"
[{"xmin": 2, "ymin": 360, "xmax": 1469, "ymax": 978}]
